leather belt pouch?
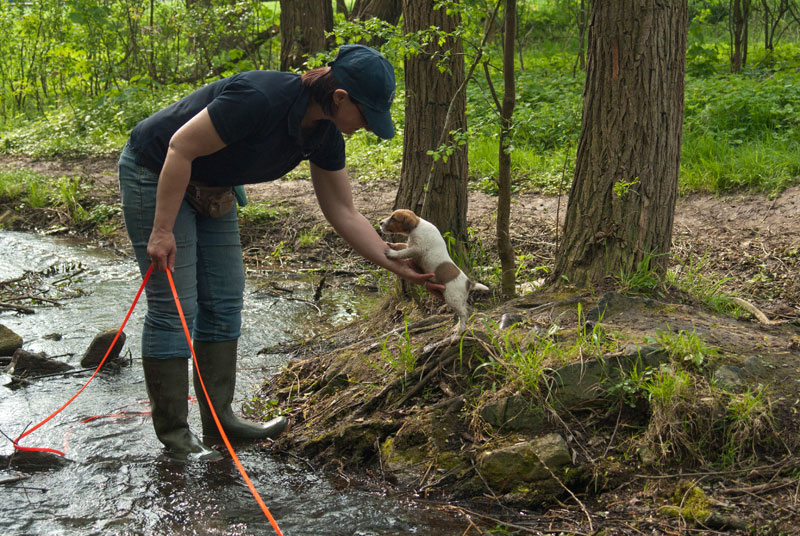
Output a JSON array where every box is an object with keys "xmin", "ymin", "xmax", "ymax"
[{"xmin": 185, "ymin": 182, "xmax": 235, "ymax": 218}]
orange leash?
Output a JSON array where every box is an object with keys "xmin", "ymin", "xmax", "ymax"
[
  {"xmin": 13, "ymin": 265, "xmax": 153, "ymax": 455},
  {"xmin": 12, "ymin": 264, "xmax": 285, "ymax": 536},
  {"xmin": 166, "ymin": 269, "xmax": 285, "ymax": 536}
]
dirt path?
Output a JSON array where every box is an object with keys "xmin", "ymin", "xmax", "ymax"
[{"xmin": 2, "ymin": 154, "xmax": 798, "ymax": 320}]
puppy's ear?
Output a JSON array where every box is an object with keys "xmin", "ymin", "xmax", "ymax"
[
  {"xmin": 402, "ymin": 215, "xmax": 415, "ymax": 233},
  {"xmin": 394, "ymin": 209, "xmax": 419, "ymax": 232}
]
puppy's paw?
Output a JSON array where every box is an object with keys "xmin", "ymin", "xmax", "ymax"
[
  {"xmin": 385, "ymin": 248, "xmax": 399, "ymax": 259},
  {"xmin": 387, "ymin": 242, "xmax": 408, "ymax": 251}
]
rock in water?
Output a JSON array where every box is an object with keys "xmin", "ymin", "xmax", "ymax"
[
  {"xmin": 0, "ymin": 324, "xmax": 23, "ymax": 356},
  {"xmin": 5, "ymin": 348, "xmax": 73, "ymax": 376},
  {"xmin": 81, "ymin": 329, "xmax": 126, "ymax": 368}
]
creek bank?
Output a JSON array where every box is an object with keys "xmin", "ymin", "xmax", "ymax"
[{"xmin": 253, "ymin": 289, "xmax": 800, "ymax": 533}]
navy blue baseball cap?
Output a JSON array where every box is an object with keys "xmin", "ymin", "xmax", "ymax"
[{"xmin": 329, "ymin": 44, "xmax": 396, "ymax": 140}]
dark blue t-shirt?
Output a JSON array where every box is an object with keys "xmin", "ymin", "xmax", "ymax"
[{"xmin": 128, "ymin": 71, "xmax": 346, "ymax": 186}]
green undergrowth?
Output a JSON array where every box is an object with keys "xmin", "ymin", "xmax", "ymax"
[
  {"xmin": 0, "ymin": 168, "xmax": 120, "ymax": 235},
  {"xmin": 3, "ymin": 42, "xmax": 800, "ymax": 197}
]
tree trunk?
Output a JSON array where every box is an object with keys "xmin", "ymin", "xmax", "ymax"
[
  {"xmin": 351, "ymin": 0, "xmax": 402, "ymax": 47},
  {"xmin": 497, "ymin": 0, "xmax": 516, "ymax": 296},
  {"xmin": 279, "ymin": 0, "xmax": 333, "ymax": 71},
  {"xmin": 575, "ymin": 0, "xmax": 588, "ymax": 73},
  {"xmin": 552, "ymin": 0, "xmax": 688, "ymax": 288},
  {"xmin": 730, "ymin": 0, "xmax": 751, "ymax": 72},
  {"xmin": 352, "ymin": 0, "xmax": 403, "ymax": 24},
  {"xmin": 396, "ymin": 0, "xmax": 468, "ymax": 247}
]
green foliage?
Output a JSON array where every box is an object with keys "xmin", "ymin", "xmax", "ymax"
[
  {"xmin": 0, "ymin": 169, "xmax": 36, "ymax": 201},
  {"xmin": 716, "ymin": 387, "xmax": 776, "ymax": 466},
  {"xmin": 646, "ymin": 327, "xmax": 718, "ymax": 370},
  {"xmin": 666, "ymin": 253, "xmax": 742, "ymax": 316},
  {"xmin": 641, "ymin": 364, "xmax": 693, "ymax": 412},
  {"xmin": 474, "ymin": 307, "xmax": 617, "ymax": 396},
  {"xmin": 0, "ymin": 0, "xmax": 280, "ymax": 124},
  {"xmin": 381, "ymin": 318, "xmax": 419, "ymax": 373},
  {"xmin": 0, "ymin": 168, "xmax": 52, "ymax": 208},
  {"xmin": 2, "ymin": 0, "xmax": 800, "ymax": 200},
  {"xmin": 607, "ymin": 360, "xmax": 660, "ymax": 409},
  {"xmin": 482, "ymin": 322, "xmax": 550, "ymax": 394},
  {"xmin": 613, "ymin": 252, "xmax": 665, "ymax": 296},
  {"xmin": 298, "ymin": 225, "xmax": 325, "ymax": 248},
  {"xmin": 1, "ymin": 85, "xmax": 191, "ymax": 157},
  {"xmin": 86, "ymin": 203, "xmax": 121, "ymax": 225}
]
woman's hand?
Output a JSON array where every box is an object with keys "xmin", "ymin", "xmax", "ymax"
[
  {"xmin": 391, "ymin": 258, "xmax": 446, "ymax": 300},
  {"xmin": 308, "ymin": 165, "xmax": 445, "ymax": 300},
  {"xmin": 147, "ymin": 228, "xmax": 177, "ymax": 272}
]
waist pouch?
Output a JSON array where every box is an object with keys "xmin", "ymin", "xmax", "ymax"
[{"xmin": 185, "ymin": 182, "xmax": 236, "ymax": 218}]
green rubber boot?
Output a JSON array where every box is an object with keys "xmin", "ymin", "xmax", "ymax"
[
  {"xmin": 142, "ymin": 357, "xmax": 223, "ymax": 461},
  {"xmin": 192, "ymin": 339, "xmax": 288, "ymax": 440}
]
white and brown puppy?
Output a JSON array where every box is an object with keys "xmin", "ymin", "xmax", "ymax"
[{"xmin": 380, "ymin": 209, "xmax": 488, "ymax": 333}]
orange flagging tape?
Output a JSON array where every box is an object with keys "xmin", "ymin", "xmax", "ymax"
[
  {"xmin": 13, "ymin": 265, "xmax": 153, "ymax": 456},
  {"xmin": 166, "ymin": 269, "xmax": 285, "ymax": 536}
]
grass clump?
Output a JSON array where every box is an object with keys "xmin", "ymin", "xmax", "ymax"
[
  {"xmin": 611, "ymin": 328, "xmax": 784, "ymax": 468},
  {"xmin": 237, "ymin": 200, "xmax": 289, "ymax": 224},
  {"xmin": 666, "ymin": 253, "xmax": 743, "ymax": 317},
  {"xmin": 380, "ymin": 318, "xmax": 419, "ymax": 374}
]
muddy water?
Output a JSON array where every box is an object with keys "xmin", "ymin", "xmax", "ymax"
[{"xmin": 0, "ymin": 230, "xmax": 465, "ymax": 536}]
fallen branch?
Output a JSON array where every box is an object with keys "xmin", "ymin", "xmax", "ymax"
[
  {"xmin": 0, "ymin": 301, "xmax": 35, "ymax": 314},
  {"xmin": 392, "ymin": 334, "xmax": 463, "ymax": 408},
  {"xmin": 0, "ymin": 476, "xmax": 28, "ymax": 486}
]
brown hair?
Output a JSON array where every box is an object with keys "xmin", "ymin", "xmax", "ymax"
[{"xmin": 301, "ymin": 67, "xmax": 342, "ymax": 116}]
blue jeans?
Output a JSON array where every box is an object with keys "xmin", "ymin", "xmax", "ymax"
[{"xmin": 118, "ymin": 143, "xmax": 244, "ymax": 359}]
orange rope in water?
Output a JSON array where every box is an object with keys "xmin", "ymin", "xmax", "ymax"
[
  {"xmin": 166, "ymin": 269, "xmax": 285, "ymax": 536},
  {"xmin": 13, "ymin": 265, "xmax": 153, "ymax": 455}
]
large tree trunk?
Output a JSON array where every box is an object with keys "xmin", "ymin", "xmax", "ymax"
[
  {"xmin": 279, "ymin": 0, "xmax": 333, "ymax": 71},
  {"xmin": 397, "ymin": 0, "xmax": 468, "ymax": 246},
  {"xmin": 552, "ymin": 0, "xmax": 688, "ymax": 288},
  {"xmin": 352, "ymin": 0, "xmax": 402, "ymax": 24}
]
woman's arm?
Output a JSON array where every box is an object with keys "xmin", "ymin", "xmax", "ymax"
[
  {"xmin": 310, "ymin": 163, "xmax": 443, "ymax": 292},
  {"xmin": 148, "ymin": 108, "xmax": 226, "ymax": 272}
]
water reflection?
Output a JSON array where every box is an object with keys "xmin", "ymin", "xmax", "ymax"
[{"xmin": 0, "ymin": 230, "xmax": 465, "ymax": 535}]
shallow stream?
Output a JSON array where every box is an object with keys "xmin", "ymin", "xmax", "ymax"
[{"xmin": 0, "ymin": 230, "xmax": 466, "ymax": 535}]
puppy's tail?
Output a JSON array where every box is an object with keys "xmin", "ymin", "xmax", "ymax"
[{"xmin": 468, "ymin": 279, "xmax": 489, "ymax": 293}]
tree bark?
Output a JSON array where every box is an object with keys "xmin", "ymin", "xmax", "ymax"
[
  {"xmin": 396, "ymin": 0, "xmax": 468, "ymax": 247},
  {"xmin": 279, "ymin": 0, "xmax": 333, "ymax": 71},
  {"xmin": 497, "ymin": 0, "xmax": 516, "ymax": 296},
  {"xmin": 552, "ymin": 0, "xmax": 688, "ymax": 288},
  {"xmin": 352, "ymin": 0, "xmax": 402, "ymax": 24}
]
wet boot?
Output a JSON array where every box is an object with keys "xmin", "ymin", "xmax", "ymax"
[
  {"xmin": 142, "ymin": 357, "xmax": 223, "ymax": 461},
  {"xmin": 192, "ymin": 339, "xmax": 288, "ymax": 440}
]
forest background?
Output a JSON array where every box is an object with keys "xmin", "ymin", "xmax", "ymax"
[{"xmin": 2, "ymin": 0, "xmax": 799, "ymax": 201}]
